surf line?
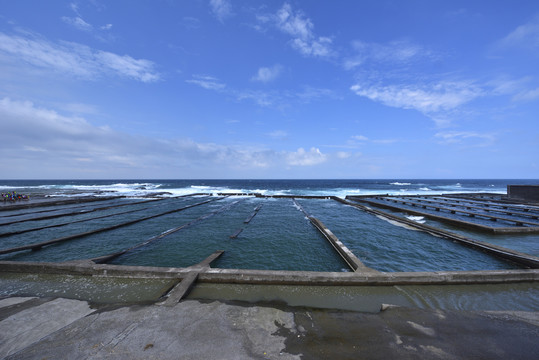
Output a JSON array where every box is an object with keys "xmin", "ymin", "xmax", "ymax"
[
  {"xmin": 90, "ymin": 199, "xmax": 245, "ymax": 263},
  {"xmin": 0, "ymin": 197, "xmax": 222, "ymax": 256}
]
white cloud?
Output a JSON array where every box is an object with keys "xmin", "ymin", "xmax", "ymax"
[
  {"xmin": 62, "ymin": 16, "xmax": 93, "ymax": 32},
  {"xmin": 259, "ymin": 3, "xmax": 335, "ymax": 58},
  {"xmin": 63, "ymin": 4, "xmax": 113, "ymax": 36},
  {"xmin": 210, "ymin": 0, "xmax": 233, "ymax": 23},
  {"xmin": 435, "ymin": 131, "xmax": 495, "ymax": 146},
  {"xmin": 352, "ymin": 135, "xmax": 369, "ymax": 141},
  {"xmin": 488, "ymin": 76, "xmax": 539, "ymax": 103},
  {"xmin": 344, "ymin": 40, "xmax": 432, "ymax": 70},
  {"xmin": 69, "ymin": 2, "xmax": 80, "ymax": 15},
  {"xmin": 96, "ymin": 52, "xmax": 159, "ymax": 83},
  {"xmin": 0, "ymin": 97, "xmax": 328, "ymax": 177},
  {"xmin": 285, "ymin": 147, "xmax": 327, "ymax": 166},
  {"xmin": 291, "ymin": 36, "xmax": 333, "ymax": 57},
  {"xmin": 236, "ymin": 90, "xmax": 279, "ymax": 107},
  {"xmin": 252, "ymin": 64, "xmax": 283, "ymax": 83},
  {"xmin": 350, "ymin": 81, "xmax": 482, "ymax": 114},
  {"xmin": 336, "ymin": 151, "xmax": 351, "ymax": 159},
  {"xmin": 0, "ymin": 32, "xmax": 160, "ymax": 82},
  {"xmin": 513, "ymin": 87, "xmax": 539, "ymax": 102},
  {"xmin": 186, "ymin": 75, "xmax": 226, "ymax": 90},
  {"xmin": 500, "ymin": 14, "xmax": 539, "ymax": 50},
  {"xmin": 276, "ymin": 3, "xmax": 313, "ymax": 39}
]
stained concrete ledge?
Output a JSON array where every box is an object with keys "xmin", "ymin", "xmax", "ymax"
[
  {"xmin": 0, "ymin": 260, "xmax": 537, "ymax": 286},
  {"xmin": 1, "ymin": 297, "xmax": 538, "ymax": 360}
]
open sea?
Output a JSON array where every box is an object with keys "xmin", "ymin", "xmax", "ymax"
[
  {"xmin": 0, "ymin": 179, "xmax": 537, "ymax": 272},
  {"xmin": 1, "ymin": 179, "xmax": 536, "ymax": 198}
]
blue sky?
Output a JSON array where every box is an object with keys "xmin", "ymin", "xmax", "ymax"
[{"xmin": 0, "ymin": 0, "xmax": 538, "ymax": 179}]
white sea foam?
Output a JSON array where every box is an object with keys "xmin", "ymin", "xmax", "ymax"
[
  {"xmin": 375, "ymin": 215, "xmax": 421, "ymax": 231},
  {"xmin": 292, "ymin": 202, "xmax": 303, "ymax": 212},
  {"xmin": 0, "ymin": 185, "xmax": 28, "ymax": 190},
  {"xmin": 44, "ymin": 182, "xmax": 166, "ymax": 197},
  {"xmin": 0, "ymin": 180, "xmax": 512, "ymax": 198},
  {"xmin": 190, "ymin": 185, "xmax": 212, "ymax": 190},
  {"xmin": 405, "ymin": 215, "xmax": 426, "ymax": 224}
]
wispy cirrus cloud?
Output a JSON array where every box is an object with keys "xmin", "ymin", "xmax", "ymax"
[
  {"xmin": 350, "ymin": 80, "xmax": 483, "ymax": 124},
  {"xmin": 257, "ymin": 3, "xmax": 335, "ymax": 58},
  {"xmin": 344, "ymin": 39, "xmax": 433, "ymax": 70},
  {"xmin": 62, "ymin": 16, "xmax": 93, "ymax": 32},
  {"xmin": 435, "ymin": 131, "xmax": 496, "ymax": 147},
  {"xmin": 210, "ymin": 0, "xmax": 233, "ymax": 23},
  {"xmin": 0, "ymin": 32, "xmax": 160, "ymax": 82},
  {"xmin": 352, "ymin": 135, "xmax": 369, "ymax": 142},
  {"xmin": 512, "ymin": 87, "xmax": 539, "ymax": 101},
  {"xmin": 62, "ymin": 3, "xmax": 113, "ymax": 39},
  {"xmin": 499, "ymin": 14, "xmax": 539, "ymax": 51},
  {"xmin": 185, "ymin": 75, "xmax": 226, "ymax": 90},
  {"xmin": 186, "ymin": 72, "xmax": 336, "ymax": 108}
]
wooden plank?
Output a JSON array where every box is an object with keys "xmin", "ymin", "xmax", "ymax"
[
  {"xmin": 193, "ymin": 250, "xmax": 225, "ymax": 267},
  {"xmin": 229, "ymin": 229, "xmax": 243, "ymax": 239},
  {"xmin": 243, "ymin": 204, "xmax": 262, "ymax": 224},
  {"xmin": 161, "ymin": 272, "xmax": 199, "ymax": 306}
]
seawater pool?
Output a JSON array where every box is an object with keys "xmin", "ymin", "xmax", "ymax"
[
  {"xmin": 297, "ymin": 199, "xmax": 520, "ymax": 272},
  {"xmin": 0, "ymin": 195, "xmax": 531, "ymax": 272}
]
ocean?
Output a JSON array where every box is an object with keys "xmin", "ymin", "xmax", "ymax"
[
  {"xmin": 0, "ymin": 179, "xmax": 537, "ymax": 273},
  {"xmin": 1, "ymin": 178, "xmax": 536, "ymax": 198}
]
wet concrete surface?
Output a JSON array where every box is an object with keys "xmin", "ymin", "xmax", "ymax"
[{"xmin": 1, "ymin": 296, "xmax": 538, "ymax": 359}]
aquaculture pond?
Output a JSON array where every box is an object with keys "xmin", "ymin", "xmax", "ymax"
[{"xmin": 0, "ymin": 193, "xmax": 528, "ymax": 272}]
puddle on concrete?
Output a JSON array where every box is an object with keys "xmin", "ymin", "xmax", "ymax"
[
  {"xmin": 1, "ymin": 272, "xmax": 537, "ymax": 313},
  {"xmin": 188, "ymin": 282, "xmax": 539, "ymax": 313}
]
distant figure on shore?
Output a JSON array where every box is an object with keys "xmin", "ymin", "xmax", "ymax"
[{"xmin": 1, "ymin": 191, "xmax": 30, "ymax": 202}]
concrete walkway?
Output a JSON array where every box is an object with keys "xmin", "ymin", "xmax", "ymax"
[{"xmin": 1, "ymin": 296, "xmax": 538, "ymax": 359}]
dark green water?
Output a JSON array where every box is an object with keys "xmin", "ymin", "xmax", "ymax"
[{"xmin": 0, "ymin": 179, "xmax": 536, "ymax": 272}]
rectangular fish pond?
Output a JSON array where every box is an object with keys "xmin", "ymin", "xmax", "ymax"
[{"xmin": 0, "ymin": 194, "xmax": 536, "ymax": 272}]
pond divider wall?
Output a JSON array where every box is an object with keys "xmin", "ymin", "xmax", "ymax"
[
  {"xmin": 0, "ymin": 260, "xmax": 537, "ymax": 287},
  {"xmin": 291, "ymin": 198, "xmax": 375, "ymax": 272},
  {"xmin": 334, "ymin": 196, "xmax": 539, "ymax": 269},
  {"xmin": 351, "ymin": 196, "xmax": 539, "ymax": 230},
  {"xmin": 308, "ymin": 217, "xmax": 379, "ymax": 273},
  {"xmin": 347, "ymin": 196, "xmax": 539, "ymax": 234},
  {"xmin": 508, "ymin": 185, "xmax": 539, "ymax": 202},
  {"xmin": 0, "ymin": 198, "xmax": 220, "ymax": 256}
]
